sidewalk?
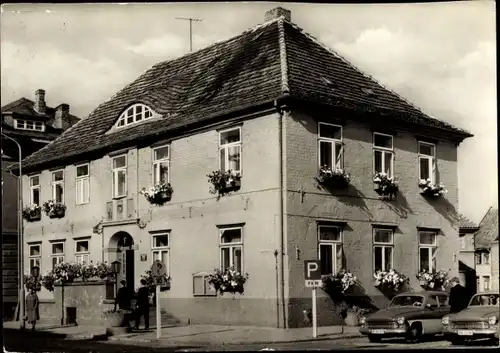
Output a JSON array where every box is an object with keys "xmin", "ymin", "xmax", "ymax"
[{"xmin": 2, "ymin": 320, "xmax": 107, "ymax": 340}]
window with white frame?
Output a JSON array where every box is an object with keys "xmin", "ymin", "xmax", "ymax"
[
  {"xmin": 219, "ymin": 227, "xmax": 243, "ymax": 272},
  {"xmin": 373, "ymin": 133, "xmax": 394, "ymax": 178},
  {"xmin": 51, "ymin": 170, "xmax": 64, "ymax": 203},
  {"xmin": 29, "ymin": 175, "xmax": 41, "ymax": 206},
  {"xmin": 116, "ymin": 104, "xmax": 154, "ymax": 128},
  {"xmin": 219, "ymin": 127, "xmax": 241, "ymax": 173},
  {"xmin": 29, "ymin": 244, "xmax": 41, "ymax": 272},
  {"xmin": 112, "ymin": 155, "xmax": 127, "ymax": 198},
  {"xmin": 483, "ymin": 276, "xmax": 490, "ymax": 291},
  {"xmin": 373, "ymin": 228, "xmax": 394, "ymax": 271},
  {"xmin": 151, "ymin": 232, "xmax": 170, "ymax": 275},
  {"xmin": 75, "ymin": 239, "xmax": 90, "ymax": 264},
  {"xmin": 419, "ymin": 231, "xmax": 438, "ymax": 272},
  {"xmin": 15, "ymin": 119, "xmax": 45, "ymax": 131},
  {"xmin": 75, "ymin": 164, "xmax": 90, "ymax": 204},
  {"xmin": 476, "ymin": 252, "xmax": 490, "ymax": 265},
  {"xmin": 318, "ymin": 224, "xmax": 344, "ymax": 275},
  {"xmin": 418, "ymin": 142, "xmax": 436, "ymax": 183},
  {"xmin": 51, "ymin": 242, "xmax": 65, "ymax": 269},
  {"xmin": 318, "ymin": 122, "xmax": 343, "ymax": 170},
  {"xmin": 152, "ymin": 146, "xmax": 170, "ymax": 185},
  {"xmin": 459, "ymin": 234, "xmax": 466, "ymax": 250}
]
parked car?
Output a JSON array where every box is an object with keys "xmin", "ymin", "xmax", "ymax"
[
  {"xmin": 359, "ymin": 291, "xmax": 450, "ymax": 343},
  {"xmin": 442, "ymin": 292, "xmax": 499, "ymax": 346}
]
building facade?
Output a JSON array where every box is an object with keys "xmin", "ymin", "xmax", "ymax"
[
  {"xmin": 474, "ymin": 207, "xmax": 499, "ymax": 292},
  {"xmin": 1, "ymin": 89, "xmax": 80, "ymax": 319},
  {"xmin": 17, "ymin": 8, "xmax": 473, "ymax": 328}
]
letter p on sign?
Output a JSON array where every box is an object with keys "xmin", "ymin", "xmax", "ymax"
[{"xmin": 304, "ymin": 260, "xmax": 321, "ymax": 280}]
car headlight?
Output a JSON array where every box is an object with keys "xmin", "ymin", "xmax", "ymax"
[
  {"xmin": 359, "ymin": 317, "xmax": 366, "ymax": 325},
  {"xmin": 396, "ymin": 317, "xmax": 405, "ymax": 325},
  {"xmin": 442, "ymin": 316, "xmax": 450, "ymax": 325},
  {"xmin": 488, "ymin": 316, "xmax": 498, "ymax": 325}
]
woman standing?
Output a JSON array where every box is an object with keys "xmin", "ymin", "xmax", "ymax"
[{"xmin": 26, "ymin": 289, "xmax": 40, "ymax": 332}]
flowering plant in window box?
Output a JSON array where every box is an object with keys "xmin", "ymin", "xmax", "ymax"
[
  {"xmin": 23, "ymin": 205, "xmax": 41, "ymax": 222},
  {"xmin": 315, "ymin": 166, "xmax": 351, "ymax": 189},
  {"xmin": 207, "ymin": 170, "xmax": 241, "ymax": 195},
  {"xmin": 42, "ymin": 200, "xmax": 67, "ymax": 218},
  {"xmin": 52, "ymin": 262, "xmax": 82, "ymax": 283},
  {"xmin": 207, "ymin": 266, "xmax": 249, "ymax": 295},
  {"xmin": 141, "ymin": 269, "xmax": 171, "ymax": 295},
  {"xmin": 373, "ymin": 269, "xmax": 409, "ymax": 292},
  {"xmin": 41, "ymin": 272, "xmax": 56, "ymax": 292},
  {"xmin": 418, "ymin": 179, "xmax": 447, "ymax": 197},
  {"xmin": 321, "ymin": 269, "xmax": 357, "ymax": 295},
  {"xmin": 373, "ymin": 172, "xmax": 398, "ymax": 197},
  {"xmin": 416, "ymin": 269, "xmax": 450, "ymax": 291},
  {"xmin": 140, "ymin": 183, "xmax": 174, "ymax": 205},
  {"xmin": 79, "ymin": 261, "xmax": 114, "ymax": 281}
]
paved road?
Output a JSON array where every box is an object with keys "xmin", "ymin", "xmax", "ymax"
[{"xmin": 3, "ymin": 329, "xmax": 497, "ymax": 352}]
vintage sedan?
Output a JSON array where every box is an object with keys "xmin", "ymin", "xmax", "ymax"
[
  {"xmin": 359, "ymin": 291, "xmax": 450, "ymax": 343},
  {"xmin": 442, "ymin": 292, "xmax": 499, "ymax": 346}
]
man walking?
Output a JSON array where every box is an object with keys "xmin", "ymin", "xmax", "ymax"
[
  {"xmin": 115, "ymin": 280, "xmax": 132, "ymax": 311},
  {"xmin": 449, "ymin": 277, "xmax": 469, "ymax": 313},
  {"xmin": 135, "ymin": 279, "xmax": 150, "ymax": 330}
]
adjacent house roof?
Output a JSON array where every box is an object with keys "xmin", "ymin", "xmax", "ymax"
[
  {"xmin": 475, "ymin": 207, "xmax": 499, "ymax": 250},
  {"xmin": 457, "ymin": 213, "xmax": 479, "ymax": 231},
  {"xmin": 1, "ymin": 97, "xmax": 80, "ymax": 129},
  {"xmin": 18, "ymin": 15, "xmax": 473, "ymax": 173}
]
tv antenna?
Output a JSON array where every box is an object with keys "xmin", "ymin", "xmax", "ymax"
[{"xmin": 175, "ymin": 17, "xmax": 203, "ymax": 52}]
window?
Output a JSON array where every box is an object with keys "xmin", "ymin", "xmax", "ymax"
[
  {"xmin": 28, "ymin": 244, "xmax": 41, "ymax": 272},
  {"xmin": 476, "ymin": 276, "xmax": 480, "ymax": 290},
  {"xmin": 373, "ymin": 228, "xmax": 394, "ymax": 271},
  {"xmin": 459, "ymin": 234, "xmax": 466, "ymax": 250},
  {"xmin": 152, "ymin": 232, "xmax": 170, "ymax": 275},
  {"xmin": 29, "ymin": 176, "xmax": 41, "ymax": 206},
  {"xmin": 219, "ymin": 127, "xmax": 241, "ymax": 173},
  {"xmin": 15, "ymin": 119, "xmax": 45, "ymax": 131},
  {"xmin": 193, "ymin": 272, "xmax": 217, "ymax": 296},
  {"xmin": 476, "ymin": 253, "xmax": 482, "ymax": 265},
  {"xmin": 116, "ymin": 104, "xmax": 154, "ymax": 128},
  {"xmin": 318, "ymin": 225, "xmax": 343, "ymax": 275},
  {"xmin": 75, "ymin": 164, "xmax": 90, "ymax": 204},
  {"xmin": 51, "ymin": 242, "xmax": 65, "ymax": 269},
  {"xmin": 219, "ymin": 227, "xmax": 243, "ymax": 272},
  {"xmin": 318, "ymin": 123, "xmax": 343, "ymax": 170},
  {"xmin": 483, "ymin": 252, "xmax": 490, "ymax": 265},
  {"xmin": 418, "ymin": 142, "xmax": 436, "ymax": 183},
  {"xmin": 112, "ymin": 155, "xmax": 127, "ymax": 198},
  {"xmin": 51, "ymin": 170, "xmax": 64, "ymax": 203},
  {"xmin": 419, "ymin": 231, "xmax": 437, "ymax": 272},
  {"xmin": 75, "ymin": 240, "xmax": 90, "ymax": 264},
  {"xmin": 152, "ymin": 146, "xmax": 170, "ymax": 185},
  {"xmin": 483, "ymin": 276, "xmax": 490, "ymax": 291},
  {"xmin": 373, "ymin": 133, "xmax": 394, "ymax": 178}
]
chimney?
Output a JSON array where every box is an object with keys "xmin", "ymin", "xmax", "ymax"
[
  {"xmin": 264, "ymin": 7, "xmax": 291, "ymax": 22},
  {"xmin": 54, "ymin": 104, "xmax": 69, "ymax": 130},
  {"xmin": 34, "ymin": 89, "xmax": 46, "ymax": 114}
]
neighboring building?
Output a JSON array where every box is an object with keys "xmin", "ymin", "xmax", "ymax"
[
  {"xmin": 474, "ymin": 207, "xmax": 499, "ymax": 292},
  {"xmin": 15, "ymin": 8, "xmax": 473, "ymax": 328},
  {"xmin": 491, "ymin": 235, "xmax": 499, "ymax": 292},
  {"xmin": 457, "ymin": 214, "xmax": 479, "ymax": 295},
  {"xmin": 1, "ymin": 89, "xmax": 80, "ymax": 319}
]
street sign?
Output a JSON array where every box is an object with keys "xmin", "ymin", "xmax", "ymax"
[
  {"xmin": 151, "ymin": 260, "xmax": 166, "ymax": 339},
  {"xmin": 304, "ymin": 260, "xmax": 321, "ymax": 339},
  {"xmin": 304, "ymin": 260, "xmax": 321, "ymax": 280},
  {"xmin": 151, "ymin": 260, "xmax": 167, "ymax": 278},
  {"xmin": 305, "ymin": 279, "xmax": 322, "ymax": 287}
]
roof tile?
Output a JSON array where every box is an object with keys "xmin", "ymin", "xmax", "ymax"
[{"xmin": 475, "ymin": 207, "xmax": 499, "ymax": 249}]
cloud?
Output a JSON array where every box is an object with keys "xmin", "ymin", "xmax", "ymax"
[{"xmin": 126, "ymin": 34, "xmax": 186, "ymax": 58}]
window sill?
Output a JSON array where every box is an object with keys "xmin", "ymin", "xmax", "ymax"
[{"xmin": 112, "ymin": 196, "xmax": 127, "ymax": 201}]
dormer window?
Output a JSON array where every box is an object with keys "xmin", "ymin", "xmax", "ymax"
[
  {"xmin": 15, "ymin": 119, "xmax": 45, "ymax": 132},
  {"xmin": 116, "ymin": 104, "xmax": 154, "ymax": 128}
]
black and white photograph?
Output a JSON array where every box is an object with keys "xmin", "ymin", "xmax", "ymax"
[{"xmin": 1, "ymin": 1, "xmax": 497, "ymax": 352}]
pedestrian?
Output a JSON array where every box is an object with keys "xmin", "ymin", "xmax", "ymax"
[
  {"xmin": 115, "ymin": 280, "xmax": 132, "ymax": 311},
  {"xmin": 449, "ymin": 277, "xmax": 469, "ymax": 313},
  {"xmin": 135, "ymin": 279, "xmax": 150, "ymax": 330},
  {"xmin": 25, "ymin": 289, "xmax": 40, "ymax": 332}
]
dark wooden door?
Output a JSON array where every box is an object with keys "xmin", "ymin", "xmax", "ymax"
[{"xmin": 125, "ymin": 250, "xmax": 135, "ymax": 291}]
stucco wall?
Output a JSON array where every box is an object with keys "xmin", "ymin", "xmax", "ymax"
[
  {"xmin": 283, "ymin": 110, "xmax": 461, "ymax": 327},
  {"xmin": 491, "ymin": 242, "xmax": 499, "ymax": 291}
]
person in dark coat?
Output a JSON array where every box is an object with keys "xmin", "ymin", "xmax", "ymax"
[
  {"xmin": 115, "ymin": 280, "xmax": 132, "ymax": 311},
  {"xmin": 449, "ymin": 277, "xmax": 469, "ymax": 313},
  {"xmin": 25, "ymin": 289, "xmax": 40, "ymax": 332},
  {"xmin": 135, "ymin": 279, "xmax": 150, "ymax": 330}
]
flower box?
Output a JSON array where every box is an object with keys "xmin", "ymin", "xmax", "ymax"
[
  {"xmin": 42, "ymin": 201, "xmax": 66, "ymax": 218},
  {"xmin": 373, "ymin": 269, "xmax": 409, "ymax": 293},
  {"xmin": 140, "ymin": 183, "xmax": 174, "ymax": 206},
  {"xmin": 373, "ymin": 172, "xmax": 398, "ymax": 198},
  {"xmin": 315, "ymin": 166, "xmax": 351, "ymax": 189},
  {"xmin": 23, "ymin": 205, "xmax": 41, "ymax": 222},
  {"xmin": 207, "ymin": 170, "xmax": 241, "ymax": 195},
  {"xmin": 418, "ymin": 179, "xmax": 447, "ymax": 198},
  {"xmin": 207, "ymin": 267, "xmax": 249, "ymax": 295},
  {"xmin": 49, "ymin": 208, "xmax": 66, "ymax": 218},
  {"xmin": 416, "ymin": 269, "xmax": 449, "ymax": 291}
]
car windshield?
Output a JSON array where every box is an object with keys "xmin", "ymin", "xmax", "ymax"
[
  {"xmin": 390, "ymin": 295, "xmax": 424, "ymax": 307},
  {"xmin": 469, "ymin": 294, "xmax": 500, "ymax": 306}
]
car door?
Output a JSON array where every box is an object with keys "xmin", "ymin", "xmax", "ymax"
[{"xmin": 422, "ymin": 294, "xmax": 449, "ymax": 334}]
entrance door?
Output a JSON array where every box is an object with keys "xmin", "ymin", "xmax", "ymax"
[{"xmin": 125, "ymin": 249, "xmax": 135, "ymax": 291}]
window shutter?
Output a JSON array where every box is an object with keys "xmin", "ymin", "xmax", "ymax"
[
  {"xmin": 336, "ymin": 244, "xmax": 344, "ymax": 273},
  {"xmin": 431, "ymin": 158, "xmax": 436, "ymax": 183},
  {"xmin": 84, "ymin": 177, "xmax": 90, "ymax": 203},
  {"xmin": 76, "ymin": 179, "xmax": 82, "ymax": 204}
]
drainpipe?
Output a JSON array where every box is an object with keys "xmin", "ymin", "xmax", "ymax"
[{"xmin": 275, "ymin": 96, "xmax": 289, "ymax": 329}]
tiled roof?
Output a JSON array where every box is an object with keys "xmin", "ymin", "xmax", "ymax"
[
  {"xmin": 19, "ymin": 16, "xmax": 472, "ymax": 173},
  {"xmin": 475, "ymin": 207, "xmax": 499, "ymax": 249},
  {"xmin": 457, "ymin": 214, "xmax": 479, "ymax": 230},
  {"xmin": 1, "ymin": 97, "xmax": 80, "ymax": 129}
]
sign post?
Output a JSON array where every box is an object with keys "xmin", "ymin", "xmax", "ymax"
[
  {"xmin": 151, "ymin": 260, "xmax": 167, "ymax": 339},
  {"xmin": 304, "ymin": 260, "xmax": 321, "ymax": 338}
]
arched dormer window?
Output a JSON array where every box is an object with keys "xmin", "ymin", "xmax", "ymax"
[{"xmin": 116, "ymin": 104, "xmax": 155, "ymax": 128}]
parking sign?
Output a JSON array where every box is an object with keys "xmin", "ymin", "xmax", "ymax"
[{"xmin": 304, "ymin": 260, "xmax": 321, "ymax": 287}]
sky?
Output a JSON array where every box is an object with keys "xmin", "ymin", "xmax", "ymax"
[{"xmin": 1, "ymin": 1, "xmax": 496, "ymax": 223}]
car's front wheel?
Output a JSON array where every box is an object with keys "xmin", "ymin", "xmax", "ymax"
[{"xmin": 368, "ymin": 335, "xmax": 383, "ymax": 343}]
